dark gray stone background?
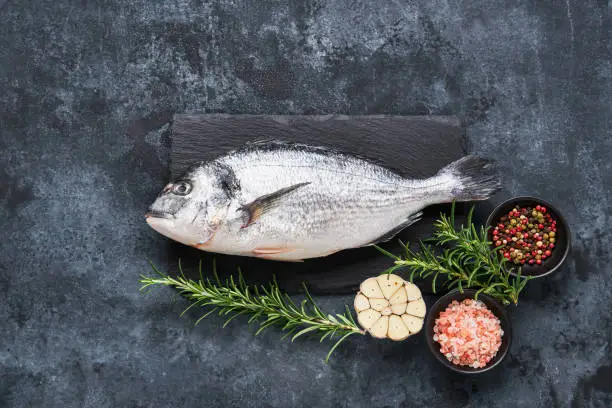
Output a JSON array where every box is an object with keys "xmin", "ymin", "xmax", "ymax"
[{"xmin": 1, "ymin": 1, "xmax": 610, "ymax": 407}]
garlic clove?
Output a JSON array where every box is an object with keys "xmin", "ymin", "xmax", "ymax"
[
  {"xmin": 381, "ymin": 306, "xmax": 393, "ymax": 316},
  {"xmin": 369, "ymin": 315, "xmax": 389, "ymax": 339},
  {"xmin": 405, "ymin": 298, "xmax": 426, "ymax": 318},
  {"xmin": 360, "ymin": 277, "xmax": 384, "ymax": 298},
  {"xmin": 357, "ymin": 309, "xmax": 381, "ymax": 330},
  {"xmin": 387, "ymin": 315, "xmax": 411, "ymax": 341},
  {"xmin": 404, "ymin": 282, "xmax": 422, "ymax": 301},
  {"xmin": 353, "ymin": 293, "xmax": 370, "ymax": 312},
  {"xmin": 391, "ymin": 303, "xmax": 406, "ymax": 315},
  {"xmin": 369, "ymin": 298, "xmax": 390, "ymax": 312},
  {"xmin": 376, "ymin": 274, "xmax": 405, "ymax": 299},
  {"xmin": 401, "ymin": 314, "xmax": 424, "ymax": 334},
  {"xmin": 389, "ymin": 286, "xmax": 408, "ymax": 305}
]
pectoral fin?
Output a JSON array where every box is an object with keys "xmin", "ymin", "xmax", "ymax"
[{"xmin": 239, "ymin": 182, "xmax": 311, "ymax": 228}]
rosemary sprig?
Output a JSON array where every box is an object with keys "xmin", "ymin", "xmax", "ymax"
[
  {"xmin": 139, "ymin": 260, "xmax": 365, "ymax": 362},
  {"xmin": 376, "ymin": 202, "xmax": 532, "ymax": 305}
]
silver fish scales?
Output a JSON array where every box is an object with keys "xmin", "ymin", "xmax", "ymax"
[{"xmin": 146, "ymin": 140, "xmax": 500, "ymax": 261}]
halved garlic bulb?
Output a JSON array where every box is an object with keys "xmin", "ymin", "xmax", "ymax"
[{"xmin": 353, "ymin": 274, "xmax": 425, "ymax": 341}]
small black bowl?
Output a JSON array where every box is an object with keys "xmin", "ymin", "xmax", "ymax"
[
  {"xmin": 425, "ymin": 289, "xmax": 512, "ymax": 374},
  {"xmin": 485, "ymin": 196, "xmax": 571, "ymax": 278}
]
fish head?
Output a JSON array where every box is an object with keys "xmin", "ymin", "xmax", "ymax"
[{"xmin": 145, "ymin": 162, "xmax": 239, "ymax": 247}]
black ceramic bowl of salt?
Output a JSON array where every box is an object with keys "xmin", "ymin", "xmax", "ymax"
[
  {"xmin": 485, "ymin": 196, "xmax": 571, "ymax": 279},
  {"xmin": 425, "ymin": 289, "xmax": 512, "ymax": 374}
]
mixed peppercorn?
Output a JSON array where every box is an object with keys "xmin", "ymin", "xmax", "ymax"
[{"xmin": 492, "ymin": 205, "xmax": 557, "ymax": 266}]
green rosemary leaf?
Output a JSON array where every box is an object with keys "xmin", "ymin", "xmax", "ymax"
[
  {"xmin": 291, "ymin": 325, "xmax": 321, "ymax": 342},
  {"xmin": 380, "ymin": 264, "xmax": 405, "ymax": 276},
  {"xmin": 373, "ymin": 244, "xmax": 401, "ymax": 261},
  {"xmin": 195, "ymin": 308, "xmax": 218, "ymax": 325},
  {"xmin": 325, "ymin": 331, "xmax": 356, "ymax": 363},
  {"xmin": 223, "ymin": 311, "xmax": 246, "ymax": 328},
  {"xmin": 431, "ymin": 272, "xmax": 439, "ymax": 294},
  {"xmin": 319, "ymin": 330, "xmax": 333, "ymax": 343}
]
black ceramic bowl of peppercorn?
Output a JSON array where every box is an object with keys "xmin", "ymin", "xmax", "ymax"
[
  {"xmin": 485, "ymin": 196, "xmax": 571, "ymax": 278},
  {"xmin": 425, "ymin": 289, "xmax": 512, "ymax": 374}
]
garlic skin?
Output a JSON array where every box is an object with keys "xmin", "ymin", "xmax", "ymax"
[{"xmin": 354, "ymin": 274, "xmax": 426, "ymax": 341}]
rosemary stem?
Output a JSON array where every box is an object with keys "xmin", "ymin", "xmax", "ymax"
[{"xmin": 140, "ymin": 265, "xmax": 365, "ymax": 362}]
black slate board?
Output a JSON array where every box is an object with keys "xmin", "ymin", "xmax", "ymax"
[{"xmin": 167, "ymin": 114, "xmax": 494, "ymax": 295}]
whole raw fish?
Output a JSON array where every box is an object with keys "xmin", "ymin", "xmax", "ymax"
[{"xmin": 146, "ymin": 140, "xmax": 500, "ymax": 261}]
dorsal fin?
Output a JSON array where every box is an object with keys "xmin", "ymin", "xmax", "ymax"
[{"xmin": 226, "ymin": 139, "xmax": 407, "ymax": 178}]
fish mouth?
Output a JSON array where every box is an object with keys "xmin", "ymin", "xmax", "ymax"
[{"xmin": 145, "ymin": 210, "xmax": 173, "ymax": 220}]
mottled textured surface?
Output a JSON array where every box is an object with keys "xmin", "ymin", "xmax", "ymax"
[{"xmin": 1, "ymin": 1, "xmax": 610, "ymax": 407}]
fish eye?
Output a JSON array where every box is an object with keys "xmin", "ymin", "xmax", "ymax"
[{"xmin": 172, "ymin": 181, "xmax": 192, "ymax": 196}]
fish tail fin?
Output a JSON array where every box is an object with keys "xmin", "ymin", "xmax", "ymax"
[{"xmin": 437, "ymin": 155, "xmax": 501, "ymax": 201}]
